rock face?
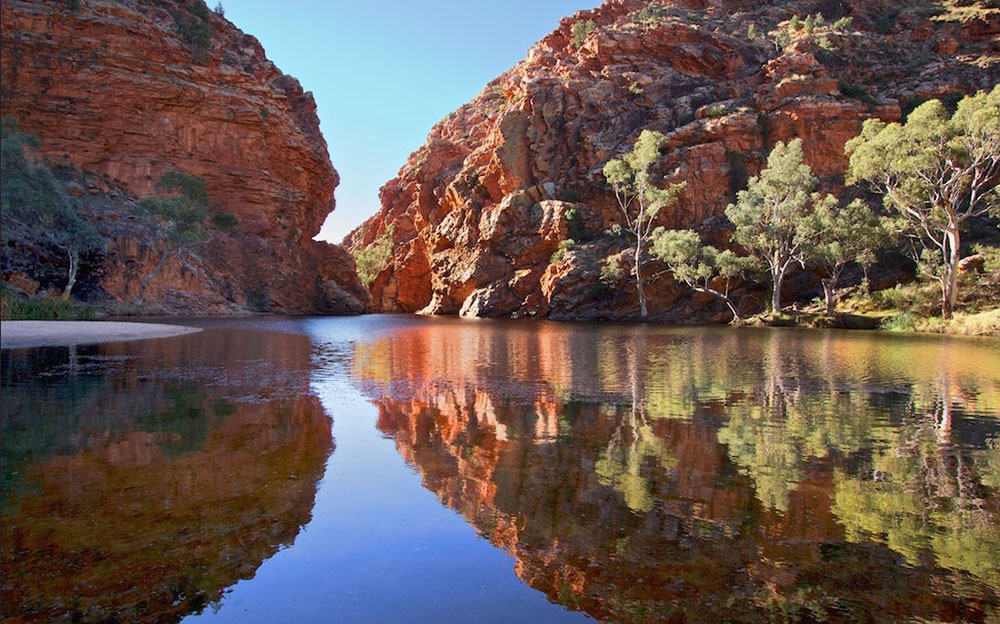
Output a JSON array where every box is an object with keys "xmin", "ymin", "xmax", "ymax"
[
  {"xmin": 1, "ymin": 0, "xmax": 368, "ymax": 314},
  {"xmin": 350, "ymin": 0, "xmax": 999, "ymax": 320}
]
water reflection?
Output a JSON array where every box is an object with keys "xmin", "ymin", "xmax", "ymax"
[
  {"xmin": 1, "ymin": 330, "xmax": 332, "ymax": 624},
  {"xmin": 354, "ymin": 321, "xmax": 1000, "ymax": 623}
]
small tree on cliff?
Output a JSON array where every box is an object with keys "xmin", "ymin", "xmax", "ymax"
[
  {"xmin": 846, "ymin": 86, "xmax": 1000, "ymax": 319},
  {"xmin": 801, "ymin": 197, "xmax": 893, "ymax": 315},
  {"xmin": 134, "ymin": 171, "xmax": 236, "ymax": 304},
  {"xmin": 650, "ymin": 228, "xmax": 759, "ymax": 321},
  {"xmin": 725, "ymin": 138, "xmax": 824, "ymax": 312},
  {"xmin": 1, "ymin": 116, "xmax": 105, "ymax": 299},
  {"xmin": 603, "ymin": 130, "xmax": 686, "ymax": 318}
]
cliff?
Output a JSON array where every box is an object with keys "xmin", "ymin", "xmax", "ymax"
[
  {"xmin": 350, "ymin": 0, "xmax": 999, "ymax": 320},
  {"xmin": 0, "ymin": 0, "xmax": 368, "ymax": 314}
]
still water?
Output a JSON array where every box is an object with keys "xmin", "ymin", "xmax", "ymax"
[{"xmin": 2, "ymin": 316, "xmax": 999, "ymax": 623}]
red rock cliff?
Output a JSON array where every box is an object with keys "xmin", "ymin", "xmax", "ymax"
[
  {"xmin": 350, "ymin": 0, "xmax": 998, "ymax": 320},
  {"xmin": 1, "ymin": 0, "xmax": 369, "ymax": 314}
]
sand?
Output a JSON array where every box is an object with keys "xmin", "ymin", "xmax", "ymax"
[{"xmin": 0, "ymin": 320, "xmax": 201, "ymax": 349}]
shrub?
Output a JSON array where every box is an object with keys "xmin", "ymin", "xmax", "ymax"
[
  {"xmin": 571, "ymin": 19, "xmax": 596, "ymax": 49},
  {"xmin": 352, "ymin": 226, "xmax": 394, "ymax": 287},
  {"xmin": 832, "ymin": 16, "xmax": 853, "ymax": 31},
  {"xmin": 747, "ymin": 23, "xmax": 758, "ymax": 39},
  {"xmin": 839, "ymin": 81, "xmax": 877, "ymax": 107},
  {"xmin": 600, "ymin": 255, "xmax": 624, "ymax": 286},
  {"xmin": 881, "ymin": 311, "xmax": 914, "ymax": 332},
  {"xmin": 1, "ymin": 289, "xmax": 96, "ymax": 320},
  {"xmin": 172, "ymin": 0, "xmax": 213, "ymax": 59},
  {"xmin": 550, "ymin": 238, "xmax": 575, "ymax": 264},
  {"xmin": 628, "ymin": 82, "xmax": 644, "ymax": 96},
  {"xmin": 705, "ymin": 104, "xmax": 728, "ymax": 118}
]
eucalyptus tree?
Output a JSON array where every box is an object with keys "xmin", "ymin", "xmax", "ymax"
[
  {"xmin": 1, "ymin": 116, "xmax": 105, "ymax": 299},
  {"xmin": 603, "ymin": 130, "xmax": 686, "ymax": 318},
  {"xmin": 803, "ymin": 198, "xmax": 893, "ymax": 315},
  {"xmin": 650, "ymin": 228, "xmax": 759, "ymax": 321},
  {"xmin": 846, "ymin": 86, "xmax": 1000, "ymax": 318},
  {"xmin": 725, "ymin": 139, "xmax": 824, "ymax": 312}
]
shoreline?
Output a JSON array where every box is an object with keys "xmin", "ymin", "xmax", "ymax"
[{"xmin": 0, "ymin": 321, "xmax": 202, "ymax": 350}]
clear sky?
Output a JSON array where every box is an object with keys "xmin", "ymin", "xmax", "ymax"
[{"xmin": 222, "ymin": 0, "xmax": 600, "ymax": 243}]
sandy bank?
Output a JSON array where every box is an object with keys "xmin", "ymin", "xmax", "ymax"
[{"xmin": 1, "ymin": 321, "xmax": 201, "ymax": 349}]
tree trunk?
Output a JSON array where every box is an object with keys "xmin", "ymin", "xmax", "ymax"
[
  {"xmin": 694, "ymin": 286, "xmax": 741, "ymax": 322},
  {"xmin": 61, "ymin": 249, "xmax": 79, "ymax": 300},
  {"xmin": 135, "ymin": 248, "xmax": 173, "ymax": 305},
  {"xmin": 942, "ymin": 228, "xmax": 960, "ymax": 320},
  {"xmin": 771, "ymin": 265, "xmax": 786, "ymax": 312},
  {"xmin": 635, "ymin": 237, "xmax": 647, "ymax": 319},
  {"xmin": 822, "ymin": 278, "xmax": 836, "ymax": 316}
]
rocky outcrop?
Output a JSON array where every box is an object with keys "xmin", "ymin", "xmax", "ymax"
[
  {"xmin": 350, "ymin": 0, "xmax": 999, "ymax": 320},
  {"xmin": 1, "ymin": 0, "xmax": 368, "ymax": 314}
]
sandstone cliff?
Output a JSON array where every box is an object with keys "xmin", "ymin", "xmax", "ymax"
[
  {"xmin": 350, "ymin": 0, "xmax": 999, "ymax": 320},
  {"xmin": 1, "ymin": 0, "xmax": 368, "ymax": 314}
]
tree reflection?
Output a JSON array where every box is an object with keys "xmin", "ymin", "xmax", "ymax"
[{"xmin": 353, "ymin": 319, "xmax": 1000, "ymax": 623}]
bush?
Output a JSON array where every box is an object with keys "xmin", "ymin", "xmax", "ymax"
[
  {"xmin": 352, "ymin": 226, "xmax": 394, "ymax": 287},
  {"xmin": 571, "ymin": 19, "xmax": 596, "ymax": 49},
  {"xmin": 705, "ymin": 104, "xmax": 728, "ymax": 118},
  {"xmin": 881, "ymin": 311, "xmax": 914, "ymax": 332},
  {"xmin": 172, "ymin": 0, "xmax": 213, "ymax": 58},
  {"xmin": 550, "ymin": 238, "xmax": 575, "ymax": 264},
  {"xmin": 1, "ymin": 289, "xmax": 96, "ymax": 320},
  {"xmin": 600, "ymin": 255, "xmax": 624, "ymax": 285}
]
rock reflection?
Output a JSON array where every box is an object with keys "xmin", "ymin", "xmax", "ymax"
[
  {"xmin": 1, "ymin": 330, "xmax": 332, "ymax": 624},
  {"xmin": 354, "ymin": 320, "xmax": 1000, "ymax": 623}
]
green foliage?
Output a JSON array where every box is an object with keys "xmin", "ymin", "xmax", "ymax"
[
  {"xmin": 789, "ymin": 14, "xmax": 802, "ymax": 31},
  {"xmin": 172, "ymin": 0, "xmax": 213, "ymax": 58},
  {"xmin": 213, "ymin": 1, "xmax": 224, "ymax": 16},
  {"xmin": 550, "ymin": 238, "xmax": 576, "ymax": 264},
  {"xmin": 705, "ymin": 104, "xmax": 727, "ymax": 118},
  {"xmin": 801, "ymin": 198, "xmax": 894, "ymax": 313},
  {"xmin": 635, "ymin": 5, "xmax": 669, "ymax": 23},
  {"xmin": 1, "ymin": 116, "xmax": 105, "ymax": 296},
  {"xmin": 571, "ymin": 19, "xmax": 596, "ymax": 49},
  {"xmin": 974, "ymin": 244, "xmax": 1000, "ymax": 275},
  {"xmin": 599, "ymin": 254, "xmax": 624, "ymax": 285},
  {"xmin": 803, "ymin": 14, "xmax": 816, "ymax": 34},
  {"xmin": 133, "ymin": 171, "xmax": 234, "ymax": 302},
  {"xmin": 747, "ymin": 23, "xmax": 758, "ymax": 39},
  {"xmin": 628, "ymin": 81, "xmax": 644, "ymax": 96},
  {"xmin": 880, "ymin": 310, "xmax": 915, "ymax": 331},
  {"xmin": 1, "ymin": 289, "xmax": 96, "ymax": 320},
  {"xmin": 352, "ymin": 225, "xmax": 395, "ymax": 287},
  {"xmin": 603, "ymin": 129, "xmax": 687, "ymax": 317},
  {"xmin": 832, "ymin": 16, "xmax": 853, "ymax": 31},
  {"xmin": 838, "ymin": 81, "xmax": 877, "ymax": 107},
  {"xmin": 725, "ymin": 139, "xmax": 823, "ymax": 311},
  {"xmin": 650, "ymin": 228, "xmax": 758, "ymax": 320},
  {"xmin": 846, "ymin": 86, "xmax": 1000, "ymax": 317}
]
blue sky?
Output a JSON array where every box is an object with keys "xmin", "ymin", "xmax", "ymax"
[{"xmin": 222, "ymin": 0, "xmax": 599, "ymax": 243}]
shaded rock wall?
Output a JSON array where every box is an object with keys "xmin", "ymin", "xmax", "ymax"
[{"xmin": 1, "ymin": 0, "xmax": 368, "ymax": 314}]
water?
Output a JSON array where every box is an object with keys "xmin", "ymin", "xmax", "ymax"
[{"xmin": 2, "ymin": 316, "xmax": 998, "ymax": 623}]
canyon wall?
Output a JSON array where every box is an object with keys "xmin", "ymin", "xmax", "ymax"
[
  {"xmin": 1, "ymin": 0, "xmax": 368, "ymax": 314},
  {"xmin": 350, "ymin": 0, "xmax": 999, "ymax": 321}
]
